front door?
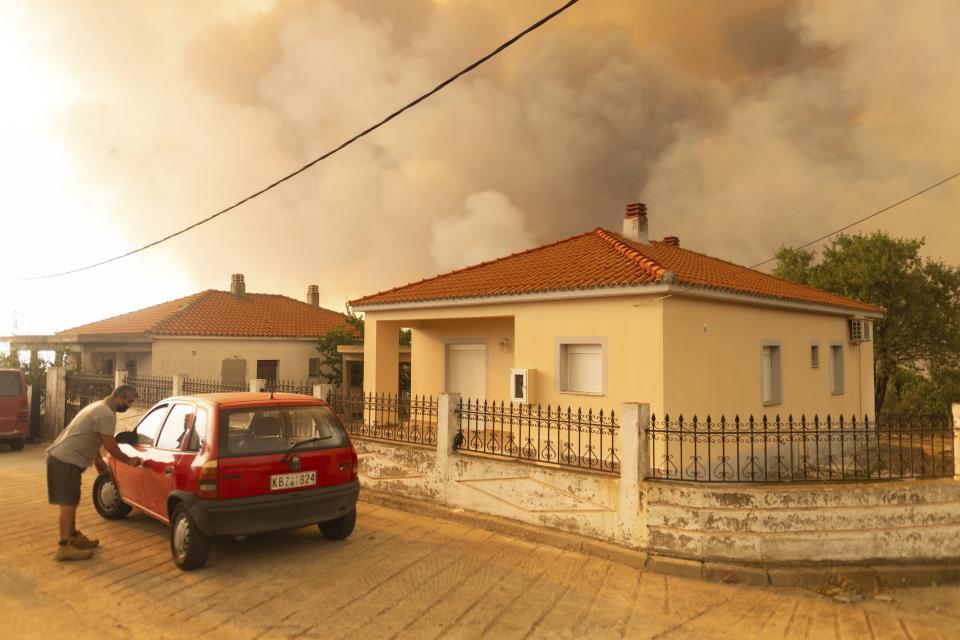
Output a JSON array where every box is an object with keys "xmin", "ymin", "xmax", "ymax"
[
  {"xmin": 446, "ymin": 343, "xmax": 487, "ymax": 402},
  {"xmin": 115, "ymin": 403, "xmax": 170, "ymax": 509},
  {"xmin": 141, "ymin": 403, "xmax": 196, "ymax": 521}
]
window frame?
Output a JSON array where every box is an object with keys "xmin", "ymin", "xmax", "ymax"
[
  {"xmin": 555, "ymin": 337, "xmax": 607, "ymax": 396},
  {"xmin": 760, "ymin": 341, "xmax": 783, "ymax": 406},
  {"xmin": 810, "ymin": 341, "xmax": 820, "ymax": 369}
]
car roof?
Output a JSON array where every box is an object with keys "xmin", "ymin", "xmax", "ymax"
[{"xmin": 157, "ymin": 392, "xmax": 326, "ymax": 410}]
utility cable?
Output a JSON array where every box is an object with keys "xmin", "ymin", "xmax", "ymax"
[{"xmin": 7, "ymin": 0, "xmax": 582, "ymax": 281}]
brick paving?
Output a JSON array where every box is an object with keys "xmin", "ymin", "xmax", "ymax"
[{"xmin": 1, "ymin": 443, "xmax": 958, "ymax": 639}]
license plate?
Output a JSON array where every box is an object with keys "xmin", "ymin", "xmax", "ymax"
[{"xmin": 270, "ymin": 471, "xmax": 316, "ymax": 490}]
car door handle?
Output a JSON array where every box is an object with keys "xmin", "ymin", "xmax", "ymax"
[{"xmin": 164, "ymin": 466, "xmax": 174, "ymax": 475}]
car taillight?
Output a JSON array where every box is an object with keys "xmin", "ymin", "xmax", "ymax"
[
  {"xmin": 350, "ymin": 449, "xmax": 359, "ymax": 480},
  {"xmin": 197, "ymin": 460, "xmax": 218, "ymax": 499},
  {"xmin": 17, "ymin": 399, "xmax": 27, "ymax": 421}
]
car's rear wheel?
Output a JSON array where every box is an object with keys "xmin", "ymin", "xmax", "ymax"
[
  {"xmin": 8, "ymin": 438, "xmax": 24, "ymax": 451},
  {"xmin": 319, "ymin": 509, "xmax": 356, "ymax": 540},
  {"xmin": 170, "ymin": 504, "xmax": 210, "ymax": 570},
  {"xmin": 92, "ymin": 474, "xmax": 132, "ymax": 519}
]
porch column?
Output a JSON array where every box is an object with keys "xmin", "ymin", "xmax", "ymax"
[
  {"xmin": 363, "ymin": 319, "xmax": 400, "ymax": 396},
  {"xmin": 115, "ymin": 369, "xmax": 128, "ymax": 389},
  {"xmin": 620, "ymin": 402, "xmax": 650, "ymax": 548}
]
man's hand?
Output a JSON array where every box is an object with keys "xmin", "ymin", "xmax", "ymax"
[
  {"xmin": 127, "ymin": 456, "xmax": 143, "ymax": 468},
  {"xmin": 94, "ymin": 457, "xmax": 108, "ymax": 475}
]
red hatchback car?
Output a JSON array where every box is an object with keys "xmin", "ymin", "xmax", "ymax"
[{"xmin": 93, "ymin": 392, "xmax": 359, "ymax": 569}]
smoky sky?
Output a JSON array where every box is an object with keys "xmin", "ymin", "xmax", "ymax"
[{"xmin": 10, "ymin": 0, "xmax": 960, "ymax": 332}]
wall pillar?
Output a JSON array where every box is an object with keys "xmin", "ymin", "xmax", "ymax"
[
  {"xmin": 250, "ymin": 379, "xmax": 266, "ymax": 393},
  {"xmin": 171, "ymin": 373, "xmax": 188, "ymax": 396},
  {"xmin": 437, "ymin": 393, "xmax": 461, "ymax": 492},
  {"xmin": 363, "ymin": 318, "xmax": 400, "ymax": 396},
  {"xmin": 45, "ymin": 366, "xmax": 66, "ymax": 438},
  {"xmin": 953, "ymin": 403, "xmax": 960, "ymax": 479},
  {"xmin": 114, "ymin": 369, "xmax": 128, "ymax": 389},
  {"xmin": 314, "ymin": 383, "xmax": 335, "ymax": 401},
  {"xmin": 619, "ymin": 402, "xmax": 650, "ymax": 547}
]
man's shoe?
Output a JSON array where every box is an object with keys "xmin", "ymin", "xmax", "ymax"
[
  {"xmin": 70, "ymin": 530, "xmax": 99, "ymax": 550},
  {"xmin": 55, "ymin": 542, "xmax": 93, "ymax": 562}
]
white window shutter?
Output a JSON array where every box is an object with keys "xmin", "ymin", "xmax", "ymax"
[
  {"xmin": 447, "ymin": 343, "xmax": 487, "ymax": 401},
  {"xmin": 565, "ymin": 344, "xmax": 602, "ymax": 393}
]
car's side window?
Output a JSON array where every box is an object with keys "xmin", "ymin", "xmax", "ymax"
[
  {"xmin": 186, "ymin": 408, "xmax": 209, "ymax": 452},
  {"xmin": 155, "ymin": 404, "xmax": 194, "ymax": 450},
  {"xmin": 134, "ymin": 405, "xmax": 169, "ymax": 446}
]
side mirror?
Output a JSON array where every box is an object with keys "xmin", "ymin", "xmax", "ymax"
[{"xmin": 115, "ymin": 431, "xmax": 137, "ymax": 446}]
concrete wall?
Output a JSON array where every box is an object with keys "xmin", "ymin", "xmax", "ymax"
[
  {"xmin": 151, "ymin": 337, "xmax": 320, "ymax": 381},
  {"xmin": 645, "ymin": 480, "xmax": 960, "ymax": 564},
  {"xmin": 662, "ymin": 297, "xmax": 875, "ymax": 419}
]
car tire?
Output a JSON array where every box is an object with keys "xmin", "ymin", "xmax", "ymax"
[
  {"xmin": 92, "ymin": 474, "xmax": 132, "ymax": 520},
  {"xmin": 319, "ymin": 509, "xmax": 356, "ymax": 540},
  {"xmin": 170, "ymin": 504, "xmax": 211, "ymax": 570},
  {"xmin": 8, "ymin": 438, "xmax": 24, "ymax": 451}
]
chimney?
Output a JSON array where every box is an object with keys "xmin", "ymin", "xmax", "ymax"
[
  {"xmin": 230, "ymin": 273, "xmax": 246, "ymax": 297},
  {"xmin": 622, "ymin": 202, "xmax": 650, "ymax": 244},
  {"xmin": 662, "ymin": 236, "xmax": 680, "ymax": 247},
  {"xmin": 307, "ymin": 284, "xmax": 320, "ymax": 307}
]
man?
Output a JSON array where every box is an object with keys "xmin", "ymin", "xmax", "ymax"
[{"xmin": 46, "ymin": 384, "xmax": 142, "ymax": 561}]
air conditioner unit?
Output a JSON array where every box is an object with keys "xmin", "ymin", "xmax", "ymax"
[
  {"xmin": 510, "ymin": 368, "xmax": 534, "ymax": 404},
  {"xmin": 848, "ymin": 318, "xmax": 872, "ymax": 343}
]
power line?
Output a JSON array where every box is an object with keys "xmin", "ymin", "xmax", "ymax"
[
  {"xmin": 642, "ymin": 170, "xmax": 960, "ymax": 305},
  {"xmin": 9, "ymin": 0, "xmax": 582, "ymax": 282}
]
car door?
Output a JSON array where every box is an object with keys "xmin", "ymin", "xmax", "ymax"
[
  {"xmin": 114, "ymin": 403, "xmax": 169, "ymax": 510},
  {"xmin": 142, "ymin": 403, "xmax": 195, "ymax": 521}
]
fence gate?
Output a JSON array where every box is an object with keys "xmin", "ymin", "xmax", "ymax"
[{"xmin": 29, "ymin": 384, "xmax": 45, "ymax": 440}]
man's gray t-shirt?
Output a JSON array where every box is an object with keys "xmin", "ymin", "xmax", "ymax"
[{"xmin": 46, "ymin": 401, "xmax": 116, "ymax": 469}]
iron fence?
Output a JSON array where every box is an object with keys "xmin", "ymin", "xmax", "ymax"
[
  {"xmin": 65, "ymin": 373, "xmax": 115, "ymax": 423},
  {"xmin": 269, "ymin": 379, "xmax": 314, "ymax": 395},
  {"xmin": 126, "ymin": 375, "xmax": 173, "ymax": 407},
  {"xmin": 649, "ymin": 413, "xmax": 955, "ymax": 483},
  {"xmin": 328, "ymin": 392, "xmax": 438, "ymax": 446},
  {"xmin": 456, "ymin": 399, "xmax": 620, "ymax": 474},
  {"xmin": 182, "ymin": 378, "xmax": 248, "ymax": 394}
]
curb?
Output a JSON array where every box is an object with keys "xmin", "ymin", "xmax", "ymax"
[{"xmin": 359, "ymin": 489, "xmax": 960, "ymax": 590}]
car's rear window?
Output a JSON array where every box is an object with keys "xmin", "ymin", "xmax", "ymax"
[
  {"xmin": 218, "ymin": 404, "xmax": 349, "ymax": 456},
  {"xmin": 0, "ymin": 371, "xmax": 23, "ymax": 397}
]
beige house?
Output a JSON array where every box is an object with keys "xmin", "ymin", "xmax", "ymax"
[
  {"xmin": 351, "ymin": 203, "xmax": 884, "ymax": 419},
  {"xmin": 12, "ymin": 274, "xmax": 349, "ymax": 385}
]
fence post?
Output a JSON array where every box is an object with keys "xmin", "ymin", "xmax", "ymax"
[
  {"xmin": 171, "ymin": 373, "xmax": 188, "ymax": 396},
  {"xmin": 314, "ymin": 383, "xmax": 335, "ymax": 401},
  {"xmin": 437, "ymin": 393, "xmax": 461, "ymax": 486},
  {"xmin": 250, "ymin": 378, "xmax": 266, "ymax": 393},
  {"xmin": 45, "ymin": 366, "xmax": 66, "ymax": 438},
  {"xmin": 619, "ymin": 402, "xmax": 650, "ymax": 547},
  {"xmin": 953, "ymin": 403, "xmax": 960, "ymax": 479},
  {"xmin": 114, "ymin": 370, "xmax": 128, "ymax": 389}
]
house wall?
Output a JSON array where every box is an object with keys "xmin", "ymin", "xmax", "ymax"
[
  {"xmin": 150, "ymin": 337, "xmax": 320, "ymax": 381},
  {"xmin": 364, "ymin": 295, "xmax": 665, "ymax": 415},
  {"xmin": 661, "ymin": 297, "xmax": 875, "ymax": 418}
]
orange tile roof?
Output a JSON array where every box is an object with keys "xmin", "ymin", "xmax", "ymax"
[
  {"xmin": 351, "ymin": 228, "xmax": 884, "ymax": 314},
  {"xmin": 58, "ymin": 290, "xmax": 351, "ymax": 338}
]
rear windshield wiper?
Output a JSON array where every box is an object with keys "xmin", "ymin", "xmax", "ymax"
[{"xmin": 287, "ymin": 436, "xmax": 333, "ymax": 452}]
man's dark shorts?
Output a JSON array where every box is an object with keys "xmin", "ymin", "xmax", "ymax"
[{"xmin": 47, "ymin": 455, "xmax": 84, "ymax": 506}]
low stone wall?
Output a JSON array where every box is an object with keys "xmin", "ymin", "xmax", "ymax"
[
  {"xmin": 356, "ymin": 439, "xmax": 633, "ymax": 547},
  {"xmin": 644, "ymin": 479, "xmax": 960, "ymax": 564}
]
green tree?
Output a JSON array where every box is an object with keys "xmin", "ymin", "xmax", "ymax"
[
  {"xmin": 314, "ymin": 307, "xmax": 364, "ymax": 387},
  {"xmin": 773, "ymin": 232, "xmax": 960, "ymax": 413}
]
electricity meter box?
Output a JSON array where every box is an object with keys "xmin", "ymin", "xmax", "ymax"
[{"xmin": 510, "ymin": 368, "xmax": 535, "ymax": 404}]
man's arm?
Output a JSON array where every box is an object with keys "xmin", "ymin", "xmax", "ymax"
[{"xmin": 100, "ymin": 433, "xmax": 142, "ymax": 467}]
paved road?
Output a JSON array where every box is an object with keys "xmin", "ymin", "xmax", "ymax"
[{"xmin": 1, "ymin": 444, "xmax": 958, "ymax": 639}]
